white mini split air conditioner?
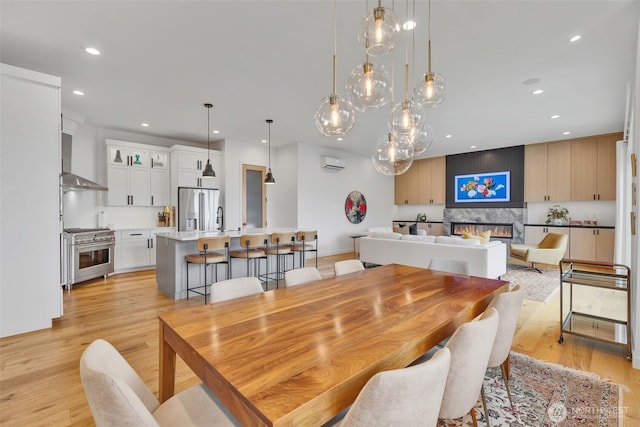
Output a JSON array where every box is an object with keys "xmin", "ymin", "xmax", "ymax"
[{"xmin": 321, "ymin": 156, "xmax": 346, "ymax": 171}]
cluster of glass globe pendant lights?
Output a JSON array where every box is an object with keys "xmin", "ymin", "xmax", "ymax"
[{"xmin": 314, "ymin": 0, "xmax": 447, "ymax": 176}]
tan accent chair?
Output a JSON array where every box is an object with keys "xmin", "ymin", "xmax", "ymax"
[
  {"xmin": 80, "ymin": 339, "xmax": 237, "ymax": 427},
  {"xmin": 210, "ymin": 277, "xmax": 264, "ymax": 304},
  {"xmin": 439, "ymin": 308, "xmax": 499, "ymax": 427},
  {"xmin": 335, "ymin": 347, "xmax": 451, "ymax": 427},
  {"xmin": 185, "ymin": 236, "xmax": 231, "ymax": 304},
  {"xmin": 509, "ymin": 233, "xmax": 568, "ymax": 273},
  {"xmin": 334, "ymin": 259, "xmax": 365, "ymax": 277},
  {"xmin": 428, "ymin": 258, "xmax": 470, "ymax": 275},
  {"xmin": 284, "ymin": 266, "xmax": 322, "ymax": 287},
  {"xmin": 481, "ymin": 284, "xmax": 524, "ymax": 420}
]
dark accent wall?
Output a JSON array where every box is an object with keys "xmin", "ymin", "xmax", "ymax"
[{"xmin": 446, "ymin": 146, "xmax": 525, "ymax": 208}]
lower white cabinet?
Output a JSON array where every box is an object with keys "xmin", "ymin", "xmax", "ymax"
[{"xmin": 116, "ymin": 228, "xmax": 169, "ymax": 271}]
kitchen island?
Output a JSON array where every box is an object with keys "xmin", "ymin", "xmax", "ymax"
[{"xmin": 155, "ymin": 228, "xmax": 300, "ymax": 299}]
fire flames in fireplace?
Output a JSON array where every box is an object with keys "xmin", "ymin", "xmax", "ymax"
[{"xmin": 451, "ymin": 222, "xmax": 513, "ymax": 239}]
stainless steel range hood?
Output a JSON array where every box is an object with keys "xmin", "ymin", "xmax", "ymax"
[{"xmin": 61, "ymin": 133, "xmax": 108, "ymax": 191}]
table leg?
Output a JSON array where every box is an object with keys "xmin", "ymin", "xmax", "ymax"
[{"xmin": 159, "ymin": 322, "xmax": 176, "ymax": 403}]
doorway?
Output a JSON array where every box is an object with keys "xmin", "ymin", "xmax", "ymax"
[{"xmin": 242, "ymin": 164, "xmax": 266, "ymax": 228}]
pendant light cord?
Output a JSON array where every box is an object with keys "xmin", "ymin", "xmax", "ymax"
[{"xmin": 332, "ymin": 0, "xmax": 337, "ymax": 95}]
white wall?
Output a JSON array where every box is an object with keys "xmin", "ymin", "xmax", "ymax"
[
  {"xmin": 269, "ymin": 143, "xmax": 298, "ymax": 228},
  {"xmin": 295, "ymin": 143, "xmax": 394, "ymax": 256},
  {"xmin": 631, "ymin": 19, "xmax": 639, "ymax": 370}
]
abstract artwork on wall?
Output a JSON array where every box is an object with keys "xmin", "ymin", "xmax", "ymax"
[
  {"xmin": 455, "ymin": 171, "xmax": 510, "ymax": 203},
  {"xmin": 345, "ymin": 191, "xmax": 367, "ymax": 224}
]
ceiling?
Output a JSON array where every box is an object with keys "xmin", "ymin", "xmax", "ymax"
[{"xmin": 1, "ymin": 1, "xmax": 638, "ymax": 159}]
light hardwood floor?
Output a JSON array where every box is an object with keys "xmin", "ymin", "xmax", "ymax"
[{"xmin": 0, "ymin": 253, "xmax": 638, "ymax": 426}]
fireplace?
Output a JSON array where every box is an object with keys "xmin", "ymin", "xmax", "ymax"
[{"xmin": 451, "ymin": 222, "xmax": 514, "ymax": 239}]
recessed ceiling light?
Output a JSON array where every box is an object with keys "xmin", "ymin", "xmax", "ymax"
[
  {"xmin": 550, "ymin": 115, "xmax": 560, "ymax": 119},
  {"xmin": 563, "ymin": 131, "xmax": 571, "ymax": 135},
  {"xmin": 532, "ymin": 89, "xmax": 544, "ymax": 95},
  {"xmin": 212, "ymin": 130, "xmax": 220, "ymax": 134},
  {"xmin": 570, "ymin": 35, "xmax": 581, "ymax": 43},
  {"xmin": 72, "ymin": 90, "xmax": 85, "ymax": 96},
  {"xmin": 445, "ymin": 134, "xmax": 452, "ymax": 138},
  {"xmin": 261, "ymin": 139, "xmax": 267, "ymax": 143},
  {"xmin": 403, "ymin": 20, "xmax": 416, "ymax": 30},
  {"xmin": 522, "ymin": 78, "xmax": 540, "ymax": 86},
  {"xmin": 470, "ymin": 145, "xmax": 477, "ymax": 149},
  {"xmin": 83, "ymin": 46, "xmax": 101, "ymax": 55},
  {"xmin": 140, "ymin": 123, "xmax": 149, "ymax": 127},
  {"xmin": 337, "ymin": 137, "xmax": 343, "ymax": 141}
]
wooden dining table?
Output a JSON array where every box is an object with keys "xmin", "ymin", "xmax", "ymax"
[{"xmin": 158, "ymin": 263, "xmax": 508, "ymax": 427}]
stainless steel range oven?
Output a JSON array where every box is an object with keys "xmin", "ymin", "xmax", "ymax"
[{"xmin": 62, "ymin": 228, "xmax": 115, "ymax": 289}]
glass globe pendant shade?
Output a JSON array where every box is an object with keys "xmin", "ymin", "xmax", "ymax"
[
  {"xmin": 315, "ymin": 94, "xmax": 356, "ymax": 138},
  {"xmin": 358, "ymin": 6, "xmax": 400, "ymax": 56},
  {"xmin": 371, "ymin": 132, "xmax": 415, "ymax": 176},
  {"xmin": 411, "ymin": 124, "xmax": 434, "ymax": 157},
  {"xmin": 388, "ymin": 100, "xmax": 426, "ymax": 137},
  {"xmin": 346, "ymin": 62, "xmax": 390, "ymax": 112},
  {"xmin": 414, "ymin": 72, "xmax": 447, "ymax": 108}
]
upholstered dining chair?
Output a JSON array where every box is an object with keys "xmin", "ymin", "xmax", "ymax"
[
  {"xmin": 334, "ymin": 347, "xmax": 451, "ymax": 427},
  {"xmin": 509, "ymin": 232, "xmax": 568, "ymax": 273},
  {"xmin": 480, "ymin": 284, "xmax": 524, "ymax": 418},
  {"xmin": 284, "ymin": 266, "xmax": 322, "ymax": 287},
  {"xmin": 439, "ymin": 308, "xmax": 499, "ymax": 427},
  {"xmin": 80, "ymin": 339, "xmax": 238, "ymax": 427},
  {"xmin": 428, "ymin": 258, "xmax": 470, "ymax": 275},
  {"xmin": 334, "ymin": 259, "xmax": 365, "ymax": 277},
  {"xmin": 210, "ymin": 277, "xmax": 264, "ymax": 304}
]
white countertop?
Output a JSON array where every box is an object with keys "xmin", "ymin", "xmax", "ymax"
[{"xmin": 155, "ymin": 227, "xmax": 299, "ymax": 242}]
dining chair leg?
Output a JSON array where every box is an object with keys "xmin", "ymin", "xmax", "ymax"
[
  {"xmin": 470, "ymin": 407, "xmax": 479, "ymax": 427},
  {"xmin": 480, "ymin": 386, "xmax": 492, "ymax": 427},
  {"xmin": 500, "ymin": 363, "xmax": 514, "ymax": 408}
]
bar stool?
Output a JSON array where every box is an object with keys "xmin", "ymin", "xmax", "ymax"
[
  {"xmin": 263, "ymin": 232, "xmax": 295, "ymax": 289},
  {"xmin": 229, "ymin": 234, "xmax": 268, "ymax": 288},
  {"xmin": 291, "ymin": 230, "xmax": 318, "ymax": 268},
  {"xmin": 185, "ymin": 236, "xmax": 230, "ymax": 304}
]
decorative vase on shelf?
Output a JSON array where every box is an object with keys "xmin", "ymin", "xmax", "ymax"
[{"xmin": 553, "ymin": 218, "xmax": 563, "ymax": 225}]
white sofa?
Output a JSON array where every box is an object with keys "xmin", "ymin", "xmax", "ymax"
[{"xmin": 359, "ymin": 233, "xmax": 507, "ymax": 279}]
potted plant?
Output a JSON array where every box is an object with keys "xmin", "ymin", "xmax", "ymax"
[{"xmin": 545, "ymin": 205, "xmax": 569, "ymax": 225}]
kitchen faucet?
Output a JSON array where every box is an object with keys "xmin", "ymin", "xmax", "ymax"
[{"xmin": 216, "ymin": 206, "xmax": 224, "ymax": 231}]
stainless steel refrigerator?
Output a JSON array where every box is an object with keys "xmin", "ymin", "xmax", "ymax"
[{"xmin": 178, "ymin": 187, "xmax": 220, "ymax": 232}]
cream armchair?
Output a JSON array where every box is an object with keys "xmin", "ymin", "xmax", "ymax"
[{"xmin": 510, "ymin": 233, "xmax": 568, "ymax": 272}]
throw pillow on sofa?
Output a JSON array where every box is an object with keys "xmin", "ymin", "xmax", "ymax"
[
  {"xmin": 392, "ymin": 226, "xmax": 409, "ymax": 235},
  {"xmin": 409, "ymin": 223, "xmax": 418, "ymax": 235},
  {"xmin": 462, "ymin": 230, "xmax": 491, "ymax": 243}
]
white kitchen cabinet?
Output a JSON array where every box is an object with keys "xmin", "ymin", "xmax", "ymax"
[
  {"xmin": 170, "ymin": 145, "xmax": 222, "ymax": 206},
  {"xmin": 150, "ymin": 169, "xmax": 170, "ymax": 206},
  {"xmin": 1, "ymin": 64, "xmax": 62, "ymax": 337},
  {"xmin": 115, "ymin": 229, "xmax": 168, "ymax": 271},
  {"xmin": 106, "ymin": 140, "xmax": 170, "ymax": 207},
  {"xmin": 107, "ymin": 165, "xmax": 150, "ymax": 206}
]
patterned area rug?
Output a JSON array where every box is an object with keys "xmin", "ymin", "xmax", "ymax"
[
  {"xmin": 501, "ymin": 264, "xmax": 560, "ymax": 303},
  {"xmin": 440, "ymin": 352, "xmax": 622, "ymax": 427}
]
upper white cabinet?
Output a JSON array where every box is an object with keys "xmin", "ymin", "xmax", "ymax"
[
  {"xmin": 170, "ymin": 145, "xmax": 221, "ymax": 206},
  {"xmin": 106, "ymin": 140, "xmax": 170, "ymax": 206}
]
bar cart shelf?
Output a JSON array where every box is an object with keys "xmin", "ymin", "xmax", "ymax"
[{"xmin": 559, "ymin": 259, "xmax": 631, "ymax": 361}]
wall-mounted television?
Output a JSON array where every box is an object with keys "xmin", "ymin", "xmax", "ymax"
[{"xmin": 454, "ymin": 171, "xmax": 510, "ymax": 203}]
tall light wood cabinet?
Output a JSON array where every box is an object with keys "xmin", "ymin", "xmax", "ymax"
[
  {"xmin": 524, "ymin": 140, "xmax": 571, "ymax": 202},
  {"xmin": 394, "ymin": 156, "xmax": 445, "ymax": 205},
  {"xmin": 570, "ymin": 134, "xmax": 618, "ymax": 201}
]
